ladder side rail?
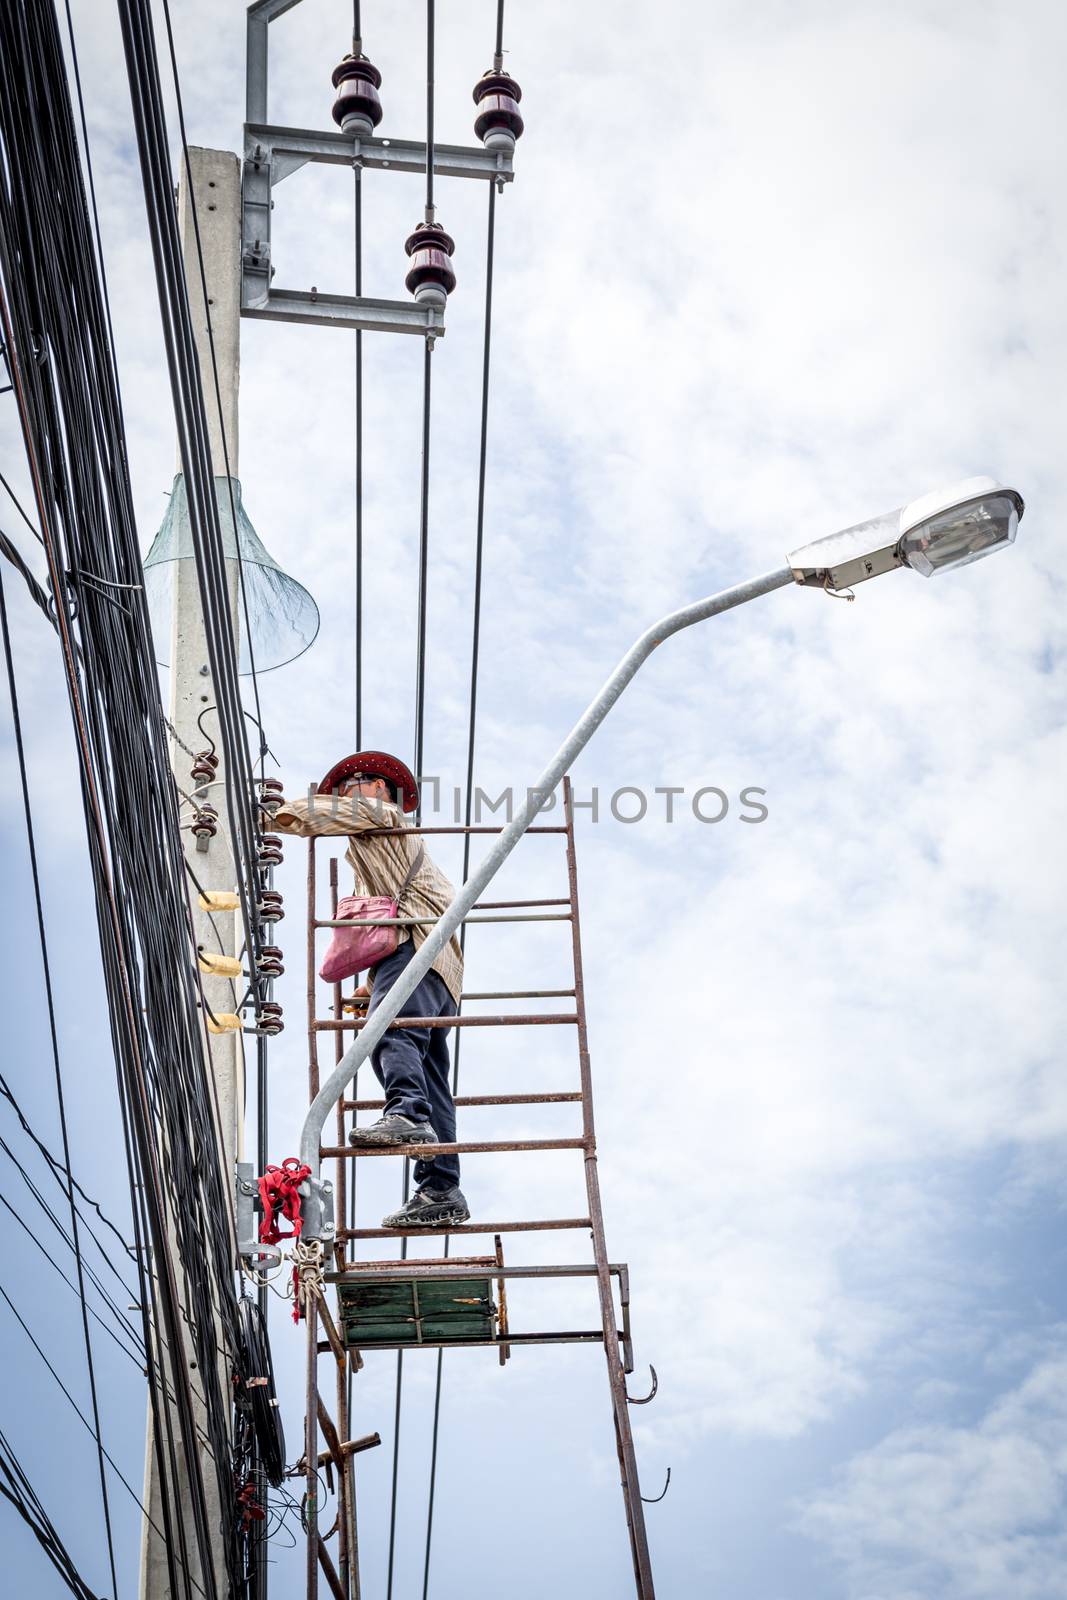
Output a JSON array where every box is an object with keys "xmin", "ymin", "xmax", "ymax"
[
  {"xmin": 564, "ymin": 778, "xmax": 656, "ymax": 1599},
  {"xmin": 306, "ymin": 836, "xmax": 320, "ymax": 1599},
  {"xmin": 328, "ymin": 855, "xmax": 358, "ymax": 1597}
]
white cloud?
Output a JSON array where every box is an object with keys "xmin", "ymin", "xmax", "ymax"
[{"xmin": 798, "ymin": 1351, "xmax": 1067, "ymax": 1598}]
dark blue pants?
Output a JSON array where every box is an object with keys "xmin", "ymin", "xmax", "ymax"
[{"xmin": 368, "ymin": 939, "xmax": 459, "ymax": 1191}]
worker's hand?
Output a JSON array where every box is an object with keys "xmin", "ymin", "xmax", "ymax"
[{"xmin": 353, "ymin": 983, "xmax": 371, "ymax": 1001}]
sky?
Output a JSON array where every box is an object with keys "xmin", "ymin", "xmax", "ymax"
[{"xmin": 2, "ymin": 1, "xmax": 1066, "ymax": 1597}]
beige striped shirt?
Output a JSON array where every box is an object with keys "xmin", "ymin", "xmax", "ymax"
[{"xmin": 273, "ymin": 795, "xmax": 464, "ymax": 1003}]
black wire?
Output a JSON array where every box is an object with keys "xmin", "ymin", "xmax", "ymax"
[
  {"xmin": 0, "ymin": 1068, "xmax": 137, "ymax": 1260},
  {"xmin": 0, "ymin": 1192, "xmax": 145, "ymax": 1366},
  {"xmin": 0, "ymin": 565, "xmax": 118, "ymax": 1600},
  {"xmin": 0, "ymin": 465, "xmax": 42, "ymax": 544},
  {"xmin": 0, "ymin": 3, "xmax": 258, "ymax": 1590},
  {"xmin": 355, "ymin": 143, "xmax": 364, "ymax": 747},
  {"xmin": 0, "ymin": 519, "xmax": 55, "ymax": 627},
  {"xmin": 0, "ymin": 1133, "xmax": 145, "ymax": 1349},
  {"xmin": 425, "ymin": 0, "xmax": 435, "ymax": 216},
  {"xmin": 391, "ymin": 136, "xmax": 440, "ymax": 1600},
  {"xmin": 412, "ymin": 342, "xmax": 433, "ymax": 803},
  {"xmin": 0, "ymin": 1280, "xmax": 205, "ymax": 1583},
  {"xmin": 421, "ymin": 156, "xmax": 501, "ymax": 1600},
  {"xmin": 159, "ymin": 0, "xmax": 270, "ymax": 778},
  {"xmin": 0, "ymin": 1423, "xmax": 102, "ymax": 1600}
]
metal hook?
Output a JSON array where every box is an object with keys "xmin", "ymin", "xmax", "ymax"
[
  {"xmin": 641, "ymin": 1467, "xmax": 670, "ymax": 1505},
  {"xmin": 627, "ymin": 1364, "xmax": 658, "ymax": 1405}
]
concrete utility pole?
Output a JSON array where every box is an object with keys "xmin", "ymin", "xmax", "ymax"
[{"xmin": 140, "ymin": 145, "xmax": 244, "ymax": 1600}]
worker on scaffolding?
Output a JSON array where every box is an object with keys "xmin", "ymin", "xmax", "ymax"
[{"xmin": 274, "ymin": 751, "xmax": 469, "ymax": 1229}]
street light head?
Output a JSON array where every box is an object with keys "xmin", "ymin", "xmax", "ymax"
[
  {"xmin": 898, "ymin": 477, "xmax": 1023, "ymax": 577},
  {"xmin": 788, "ymin": 476, "xmax": 1024, "ymax": 593}
]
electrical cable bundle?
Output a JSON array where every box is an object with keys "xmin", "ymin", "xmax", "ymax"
[
  {"xmin": 0, "ymin": 3, "xmax": 262, "ymax": 1595},
  {"xmin": 117, "ymin": 0, "xmax": 267, "ymax": 1000}
]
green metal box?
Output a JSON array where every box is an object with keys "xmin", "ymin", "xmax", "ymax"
[{"xmin": 337, "ymin": 1276, "xmax": 497, "ymax": 1348}]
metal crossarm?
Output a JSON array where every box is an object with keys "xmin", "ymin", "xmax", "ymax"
[{"xmin": 243, "ymin": 4, "xmax": 513, "ymax": 335}]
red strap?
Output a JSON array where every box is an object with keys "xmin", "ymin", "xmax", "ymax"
[
  {"xmin": 236, "ymin": 1478, "xmax": 265, "ymax": 1528},
  {"xmin": 257, "ymin": 1158, "xmax": 311, "ymax": 1246}
]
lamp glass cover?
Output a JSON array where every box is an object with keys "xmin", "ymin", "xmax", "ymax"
[{"xmin": 900, "ymin": 494, "xmax": 1019, "ymax": 578}]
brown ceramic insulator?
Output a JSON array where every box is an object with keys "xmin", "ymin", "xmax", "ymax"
[
  {"xmin": 403, "ymin": 221, "xmax": 457, "ymax": 299},
  {"xmin": 330, "ymin": 54, "xmax": 383, "ymax": 132},
  {"xmin": 472, "ymin": 70, "xmax": 524, "ymax": 144}
]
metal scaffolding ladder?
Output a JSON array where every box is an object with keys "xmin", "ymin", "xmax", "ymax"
[{"xmin": 302, "ymin": 778, "xmax": 656, "ymax": 1597}]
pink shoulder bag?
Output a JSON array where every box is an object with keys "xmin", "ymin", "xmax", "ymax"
[{"xmin": 318, "ymin": 845, "xmax": 426, "ymax": 984}]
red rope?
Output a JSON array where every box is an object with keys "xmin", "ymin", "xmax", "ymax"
[{"xmin": 257, "ymin": 1158, "xmax": 311, "ymax": 1245}]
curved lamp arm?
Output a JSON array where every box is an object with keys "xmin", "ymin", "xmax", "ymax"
[{"xmin": 298, "ymin": 565, "xmax": 794, "ymax": 1189}]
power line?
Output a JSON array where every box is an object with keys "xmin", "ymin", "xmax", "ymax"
[
  {"xmin": 388, "ymin": 7, "xmax": 443, "ymax": 1584},
  {"xmin": 0, "ymin": 465, "xmax": 42, "ymax": 544},
  {"xmin": 0, "ymin": 1280, "xmax": 208, "ymax": 1595},
  {"xmin": 422, "ymin": 2, "xmax": 507, "ymax": 1582},
  {"xmin": 0, "ymin": 1191, "xmax": 145, "ymax": 1367},
  {"xmin": 0, "ymin": 2, "xmax": 260, "ymax": 1588},
  {"xmin": 159, "ymin": 0, "xmax": 270, "ymax": 779},
  {"xmin": 0, "ymin": 1068, "xmax": 137, "ymax": 1262},
  {"xmin": 0, "ymin": 564, "xmax": 118, "ymax": 1600},
  {"xmin": 0, "ymin": 1422, "xmax": 103, "ymax": 1600}
]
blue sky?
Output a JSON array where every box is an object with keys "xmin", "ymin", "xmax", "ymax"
[{"xmin": 2, "ymin": 1, "xmax": 1066, "ymax": 1596}]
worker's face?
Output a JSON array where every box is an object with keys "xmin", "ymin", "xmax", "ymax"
[{"xmin": 342, "ymin": 774, "xmax": 390, "ymax": 804}]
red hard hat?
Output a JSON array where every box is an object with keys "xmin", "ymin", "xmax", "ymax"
[{"xmin": 317, "ymin": 750, "xmax": 419, "ymax": 814}]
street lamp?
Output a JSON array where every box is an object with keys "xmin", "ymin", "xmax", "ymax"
[
  {"xmin": 290, "ymin": 476, "xmax": 1025, "ymax": 1234},
  {"xmin": 788, "ymin": 476, "xmax": 1023, "ymax": 591}
]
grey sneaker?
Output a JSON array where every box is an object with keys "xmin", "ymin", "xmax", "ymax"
[
  {"xmin": 348, "ymin": 1114, "xmax": 439, "ymax": 1148},
  {"xmin": 381, "ymin": 1186, "xmax": 470, "ymax": 1228}
]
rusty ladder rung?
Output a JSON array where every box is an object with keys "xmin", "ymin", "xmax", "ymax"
[
  {"xmin": 329, "ymin": 1262, "xmax": 627, "ymax": 1284},
  {"xmin": 457, "ymin": 988, "xmax": 576, "ymax": 1000},
  {"xmin": 314, "ymin": 912, "xmax": 572, "ymax": 927},
  {"xmin": 471, "ymin": 898, "xmax": 570, "ymax": 910},
  {"xmin": 323, "ymin": 1137, "xmax": 588, "ymax": 1159},
  {"xmin": 341, "ymin": 1216, "xmax": 593, "ymax": 1240},
  {"xmin": 341, "ymin": 1091, "xmax": 583, "ymax": 1111},
  {"xmin": 343, "ymin": 1255, "xmax": 499, "ymax": 1271},
  {"xmin": 323, "ymin": 1330, "xmax": 617, "ymax": 1354},
  {"xmin": 315, "ymin": 1012, "xmax": 579, "ymax": 1032}
]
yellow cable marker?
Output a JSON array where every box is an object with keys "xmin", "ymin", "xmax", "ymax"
[
  {"xmin": 198, "ymin": 951, "xmax": 242, "ymax": 978},
  {"xmin": 205, "ymin": 1012, "xmax": 243, "ymax": 1035},
  {"xmin": 198, "ymin": 890, "xmax": 240, "ymax": 912}
]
